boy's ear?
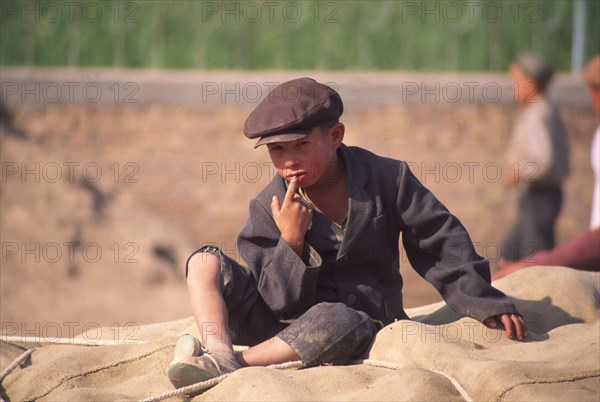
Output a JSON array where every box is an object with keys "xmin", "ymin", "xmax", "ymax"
[{"xmin": 329, "ymin": 122, "xmax": 345, "ymax": 148}]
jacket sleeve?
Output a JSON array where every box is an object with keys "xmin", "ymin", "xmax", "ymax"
[
  {"xmin": 237, "ymin": 198, "xmax": 323, "ymax": 319},
  {"xmin": 395, "ymin": 163, "xmax": 520, "ymax": 322}
]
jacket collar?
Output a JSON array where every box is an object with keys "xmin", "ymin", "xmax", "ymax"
[
  {"xmin": 271, "ymin": 144, "xmax": 374, "ymax": 260},
  {"xmin": 336, "ymin": 144, "xmax": 374, "ymax": 260}
]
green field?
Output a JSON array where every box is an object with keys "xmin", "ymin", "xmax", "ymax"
[{"xmin": 1, "ymin": 0, "xmax": 598, "ymax": 71}]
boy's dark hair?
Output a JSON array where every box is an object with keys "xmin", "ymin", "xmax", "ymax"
[{"xmin": 516, "ymin": 53, "xmax": 554, "ymax": 92}]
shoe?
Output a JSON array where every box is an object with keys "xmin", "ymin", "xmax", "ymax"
[
  {"xmin": 167, "ymin": 353, "xmax": 241, "ymax": 389},
  {"xmin": 167, "ymin": 335, "xmax": 241, "ymax": 389},
  {"xmin": 172, "ymin": 334, "xmax": 202, "ymax": 360}
]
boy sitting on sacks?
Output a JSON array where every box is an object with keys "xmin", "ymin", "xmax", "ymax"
[{"xmin": 168, "ymin": 78, "xmax": 527, "ymax": 388}]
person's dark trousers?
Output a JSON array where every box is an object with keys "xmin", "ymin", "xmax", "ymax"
[
  {"xmin": 186, "ymin": 246, "xmax": 380, "ymax": 367},
  {"xmin": 502, "ymin": 183, "xmax": 563, "ymax": 261}
]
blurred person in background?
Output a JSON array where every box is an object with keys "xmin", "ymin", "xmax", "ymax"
[
  {"xmin": 495, "ymin": 55, "xmax": 600, "ymax": 279},
  {"xmin": 587, "ymin": 55, "xmax": 600, "ymax": 231},
  {"xmin": 499, "ymin": 53, "xmax": 570, "ymax": 263}
]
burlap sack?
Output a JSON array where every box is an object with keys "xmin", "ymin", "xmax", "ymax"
[{"xmin": 2, "ymin": 266, "xmax": 599, "ymax": 401}]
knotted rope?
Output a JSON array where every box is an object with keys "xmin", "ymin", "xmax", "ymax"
[{"xmin": 0, "ymin": 335, "xmax": 475, "ymax": 402}]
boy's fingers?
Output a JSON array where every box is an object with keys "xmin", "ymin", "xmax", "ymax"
[
  {"xmin": 511, "ymin": 315, "xmax": 523, "ymax": 340},
  {"xmin": 271, "ymin": 195, "xmax": 281, "ymax": 215},
  {"xmin": 489, "ymin": 314, "xmax": 527, "ymax": 341},
  {"xmin": 483, "ymin": 317, "xmax": 497, "ymax": 328},
  {"xmin": 284, "ymin": 176, "xmax": 298, "ymax": 205},
  {"xmin": 520, "ymin": 315, "xmax": 528, "ymax": 338},
  {"xmin": 513, "ymin": 315, "xmax": 527, "ymax": 340},
  {"xmin": 500, "ymin": 314, "xmax": 515, "ymax": 340}
]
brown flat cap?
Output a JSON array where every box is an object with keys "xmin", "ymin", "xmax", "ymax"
[
  {"xmin": 244, "ymin": 77, "xmax": 343, "ymax": 148},
  {"xmin": 583, "ymin": 55, "xmax": 600, "ymax": 88}
]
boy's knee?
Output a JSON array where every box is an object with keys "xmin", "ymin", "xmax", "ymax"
[
  {"xmin": 280, "ymin": 302, "xmax": 378, "ymax": 367},
  {"xmin": 309, "ymin": 301, "xmax": 355, "ymax": 313},
  {"xmin": 186, "ymin": 251, "xmax": 221, "ymax": 282},
  {"xmin": 308, "ymin": 302, "xmax": 372, "ymax": 325}
]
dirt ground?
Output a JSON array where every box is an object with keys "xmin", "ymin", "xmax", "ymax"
[{"xmin": 1, "ymin": 94, "xmax": 597, "ymax": 337}]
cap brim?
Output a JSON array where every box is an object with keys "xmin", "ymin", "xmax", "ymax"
[{"xmin": 254, "ymin": 131, "xmax": 310, "ymax": 149}]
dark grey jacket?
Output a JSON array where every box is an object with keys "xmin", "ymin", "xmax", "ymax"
[{"xmin": 237, "ymin": 144, "xmax": 519, "ymax": 324}]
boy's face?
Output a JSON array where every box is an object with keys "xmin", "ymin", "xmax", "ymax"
[
  {"xmin": 266, "ymin": 123, "xmax": 344, "ymax": 188},
  {"xmin": 509, "ymin": 63, "xmax": 539, "ymax": 103}
]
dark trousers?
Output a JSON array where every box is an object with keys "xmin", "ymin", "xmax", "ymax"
[
  {"xmin": 502, "ymin": 183, "xmax": 563, "ymax": 261},
  {"xmin": 186, "ymin": 246, "xmax": 379, "ymax": 367}
]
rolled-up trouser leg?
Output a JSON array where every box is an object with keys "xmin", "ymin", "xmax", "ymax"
[{"xmin": 276, "ymin": 302, "xmax": 379, "ymax": 367}]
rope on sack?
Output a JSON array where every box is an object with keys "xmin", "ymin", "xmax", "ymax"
[
  {"xmin": 141, "ymin": 357, "xmax": 475, "ymax": 402},
  {"xmin": 353, "ymin": 359, "xmax": 474, "ymax": 402},
  {"xmin": 429, "ymin": 368, "xmax": 474, "ymax": 402},
  {"xmin": 0, "ymin": 337, "xmax": 475, "ymax": 402},
  {"xmin": 0, "ymin": 348, "xmax": 36, "ymax": 382},
  {"xmin": 0, "ymin": 335, "xmax": 146, "ymax": 385},
  {"xmin": 0, "ymin": 335, "xmax": 146, "ymax": 347},
  {"xmin": 0, "ymin": 336, "xmax": 243, "ymax": 385},
  {"xmin": 492, "ymin": 371, "xmax": 600, "ymax": 402},
  {"xmin": 140, "ymin": 360, "xmax": 304, "ymax": 402}
]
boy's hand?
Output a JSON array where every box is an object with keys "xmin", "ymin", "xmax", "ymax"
[
  {"xmin": 271, "ymin": 176, "xmax": 313, "ymax": 256},
  {"xmin": 484, "ymin": 313, "xmax": 527, "ymax": 341}
]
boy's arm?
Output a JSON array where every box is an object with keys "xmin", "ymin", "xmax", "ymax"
[
  {"xmin": 396, "ymin": 164, "xmax": 526, "ymax": 339},
  {"xmin": 237, "ymin": 177, "xmax": 322, "ymax": 319},
  {"xmin": 494, "ymin": 228, "xmax": 600, "ymax": 280}
]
